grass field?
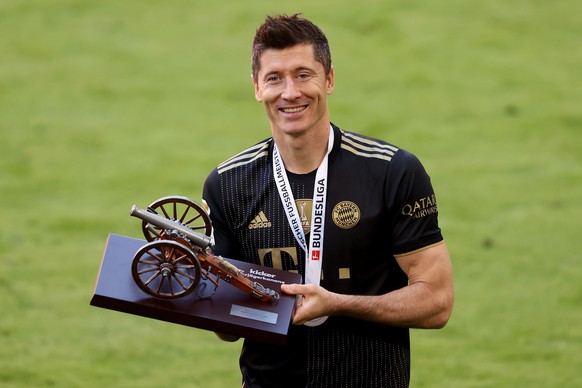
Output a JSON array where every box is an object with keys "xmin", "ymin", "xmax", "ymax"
[{"xmin": 1, "ymin": 0, "xmax": 581, "ymax": 386}]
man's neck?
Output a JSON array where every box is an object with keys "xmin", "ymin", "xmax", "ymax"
[{"xmin": 273, "ymin": 125, "xmax": 331, "ymax": 174}]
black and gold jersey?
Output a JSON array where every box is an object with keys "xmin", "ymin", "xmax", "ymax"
[{"xmin": 202, "ymin": 124, "xmax": 443, "ymax": 387}]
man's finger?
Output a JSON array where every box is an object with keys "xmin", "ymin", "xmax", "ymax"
[{"xmin": 281, "ymin": 283, "xmax": 301, "ymax": 295}]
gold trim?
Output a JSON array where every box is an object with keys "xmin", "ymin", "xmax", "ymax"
[{"xmin": 393, "ymin": 241, "xmax": 444, "ymax": 257}]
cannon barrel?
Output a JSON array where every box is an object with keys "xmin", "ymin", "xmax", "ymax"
[{"xmin": 130, "ymin": 205, "xmax": 213, "ymax": 249}]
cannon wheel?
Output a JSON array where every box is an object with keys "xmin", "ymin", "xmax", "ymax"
[
  {"xmin": 142, "ymin": 196, "xmax": 211, "ymax": 242},
  {"xmin": 132, "ymin": 240, "xmax": 202, "ymax": 299}
]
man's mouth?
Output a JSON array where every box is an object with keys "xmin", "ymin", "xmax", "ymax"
[{"xmin": 280, "ymin": 105, "xmax": 308, "ymax": 113}]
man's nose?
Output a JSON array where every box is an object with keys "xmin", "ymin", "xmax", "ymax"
[{"xmin": 281, "ymin": 78, "xmax": 301, "ymax": 100}]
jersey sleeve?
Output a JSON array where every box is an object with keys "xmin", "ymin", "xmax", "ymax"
[
  {"xmin": 202, "ymin": 168, "xmax": 244, "ymax": 260},
  {"xmin": 386, "ymin": 149, "xmax": 443, "ymax": 256}
]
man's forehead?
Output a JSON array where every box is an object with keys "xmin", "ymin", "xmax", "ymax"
[{"xmin": 258, "ymin": 44, "xmax": 321, "ymax": 73}]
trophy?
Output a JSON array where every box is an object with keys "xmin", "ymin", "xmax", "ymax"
[
  {"xmin": 129, "ymin": 196, "xmax": 279, "ymax": 302},
  {"xmin": 91, "ymin": 196, "xmax": 300, "ymax": 345}
]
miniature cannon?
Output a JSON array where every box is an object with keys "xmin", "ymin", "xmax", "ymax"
[{"xmin": 129, "ymin": 196, "xmax": 279, "ymax": 302}]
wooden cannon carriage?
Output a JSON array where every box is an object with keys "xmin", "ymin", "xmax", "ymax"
[{"xmin": 129, "ymin": 196, "xmax": 279, "ymax": 302}]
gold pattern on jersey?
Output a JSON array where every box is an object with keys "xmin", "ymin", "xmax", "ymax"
[
  {"xmin": 340, "ymin": 131, "xmax": 399, "ymax": 162},
  {"xmin": 257, "ymin": 247, "xmax": 299, "ymax": 273},
  {"xmin": 339, "ymin": 267, "xmax": 351, "ymax": 279},
  {"xmin": 217, "ymin": 140, "xmax": 270, "ymax": 175}
]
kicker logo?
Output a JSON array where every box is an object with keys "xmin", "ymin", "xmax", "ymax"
[{"xmin": 248, "ymin": 211, "xmax": 272, "ymax": 229}]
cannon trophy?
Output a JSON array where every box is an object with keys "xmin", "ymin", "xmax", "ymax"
[{"xmin": 129, "ymin": 196, "xmax": 279, "ymax": 302}]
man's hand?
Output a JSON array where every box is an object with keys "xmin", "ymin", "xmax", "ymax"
[{"xmin": 281, "ymin": 283, "xmax": 339, "ymax": 325}]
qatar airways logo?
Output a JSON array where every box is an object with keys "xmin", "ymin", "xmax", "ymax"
[{"xmin": 401, "ymin": 195, "xmax": 438, "ymax": 219}]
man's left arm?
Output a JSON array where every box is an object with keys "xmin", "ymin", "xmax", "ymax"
[{"xmin": 281, "ymin": 242, "xmax": 454, "ymax": 329}]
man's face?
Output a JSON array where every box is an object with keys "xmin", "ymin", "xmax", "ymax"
[{"xmin": 253, "ymin": 44, "xmax": 334, "ymax": 138}]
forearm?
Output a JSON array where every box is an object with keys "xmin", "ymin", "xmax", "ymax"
[
  {"xmin": 329, "ymin": 281, "xmax": 453, "ymax": 329},
  {"xmin": 283, "ymin": 243, "xmax": 454, "ymax": 328}
]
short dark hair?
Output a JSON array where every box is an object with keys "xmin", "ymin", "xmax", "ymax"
[{"xmin": 251, "ymin": 14, "xmax": 332, "ymax": 80}]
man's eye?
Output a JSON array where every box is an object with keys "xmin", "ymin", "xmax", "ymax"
[
  {"xmin": 266, "ymin": 75, "xmax": 280, "ymax": 82},
  {"xmin": 298, "ymin": 73, "xmax": 310, "ymax": 80}
]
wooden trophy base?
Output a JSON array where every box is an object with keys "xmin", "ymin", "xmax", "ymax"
[{"xmin": 90, "ymin": 234, "xmax": 301, "ymax": 345}]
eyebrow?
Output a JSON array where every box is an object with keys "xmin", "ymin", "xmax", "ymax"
[{"xmin": 262, "ymin": 66, "xmax": 317, "ymax": 81}]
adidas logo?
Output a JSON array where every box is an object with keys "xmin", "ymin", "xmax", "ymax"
[{"xmin": 248, "ymin": 211, "xmax": 272, "ymax": 229}]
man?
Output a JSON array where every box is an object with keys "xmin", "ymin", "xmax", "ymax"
[{"xmin": 202, "ymin": 14, "xmax": 453, "ymax": 388}]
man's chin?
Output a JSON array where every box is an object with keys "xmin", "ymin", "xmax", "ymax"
[{"xmin": 273, "ymin": 121, "xmax": 309, "ymax": 136}]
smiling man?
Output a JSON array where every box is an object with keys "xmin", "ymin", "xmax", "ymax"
[
  {"xmin": 203, "ymin": 14, "xmax": 454, "ymax": 388},
  {"xmin": 254, "ymin": 43, "xmax": 334, "ymax": 172}
]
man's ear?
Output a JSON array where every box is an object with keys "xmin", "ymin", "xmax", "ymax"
[
  {"xmin": 252, "ymin": 74, "xmax": 262, "ymax": 102},
  {"xmin": 326, "ymin": 66, "xmax": 335, "ymax": 95}
]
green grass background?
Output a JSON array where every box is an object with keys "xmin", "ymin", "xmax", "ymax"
[{"xmin": 1, "ymin": 0, "xmax": 581, "ymax": 386}]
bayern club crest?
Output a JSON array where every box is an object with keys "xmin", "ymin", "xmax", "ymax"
[{"xmin": 332, "ymin": 201, "xmax": 360, "ymax": 229}]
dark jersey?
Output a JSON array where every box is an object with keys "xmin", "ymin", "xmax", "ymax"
[{"xmin": 202, "ymin": 124, "xmax": 443, "ymax": 387}]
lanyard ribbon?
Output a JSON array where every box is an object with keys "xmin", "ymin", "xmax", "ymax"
[{"xmin": 273, "ymin": 127, "xmax": 334, "ymax": 326}]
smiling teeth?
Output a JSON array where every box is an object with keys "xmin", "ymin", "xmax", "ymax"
[{"xmin": 282, "ymin": 106, "xmax": 305, "ymax": 113}]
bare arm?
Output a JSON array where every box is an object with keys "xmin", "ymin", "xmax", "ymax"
[{"xmin": 281, "ymin": 242, "xmax": 454, "ymax": 329}]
